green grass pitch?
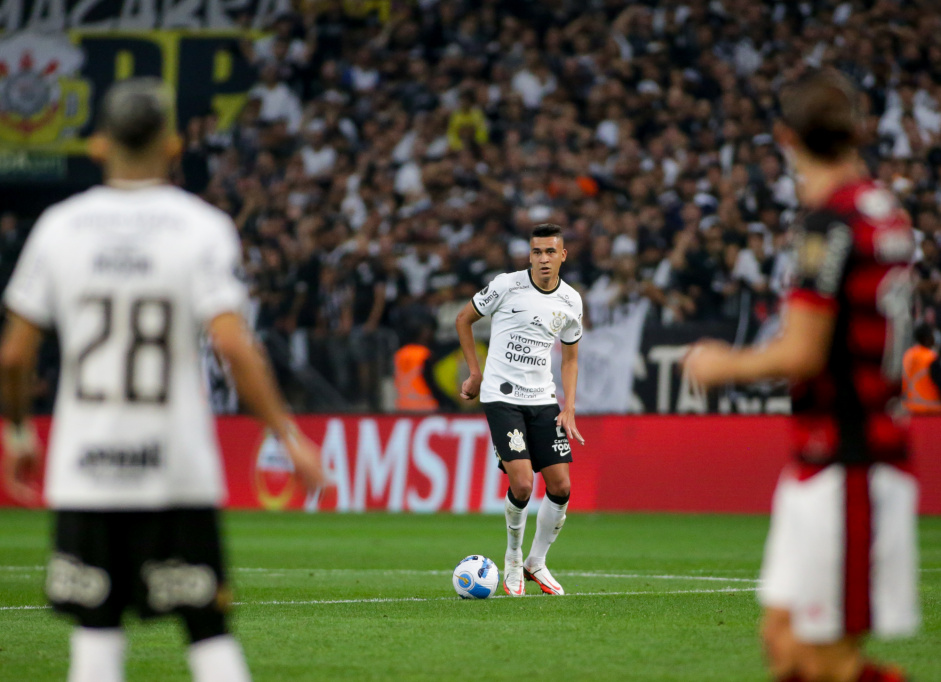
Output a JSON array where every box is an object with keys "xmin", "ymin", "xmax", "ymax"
[{"xmin": 1, "ymin": 510, "xmax": 938, "ymax": 681}]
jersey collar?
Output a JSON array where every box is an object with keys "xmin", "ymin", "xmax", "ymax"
[{"xmin": 528, "ymin": 268, "xmax": 561, "ymax": 294}]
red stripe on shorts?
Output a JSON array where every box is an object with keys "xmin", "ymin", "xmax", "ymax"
[{"xmin": 844, "ymin": 466, "xmax": 872, "ymax": 634}]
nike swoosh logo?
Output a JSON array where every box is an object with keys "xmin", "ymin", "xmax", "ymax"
[{"xmin": 511, "ymin": 308, "xmax": 524, "ymax": 313}]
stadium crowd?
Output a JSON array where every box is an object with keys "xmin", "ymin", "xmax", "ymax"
[{"xmin": 6, "ymin": 0, "xmax": 941, "ymax": 411}]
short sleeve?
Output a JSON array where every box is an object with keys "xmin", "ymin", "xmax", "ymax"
[
  {"xmin": 789, "ymin": 209, "xmax": 854, "ymax": 311},
  {"xmin": 471, "ymin": 273, "xmax": 508, "ymax": 317},
  {"xmin": 191, "ymin": 214, "xmax": 248, "ymax": 324},
  {"xmin": 3, "ymin": 215, "xmax": 56, "ymax": 328},
  {"xmin": 560, "ymin": 299, "xmax": 584, "ymax": 345}
]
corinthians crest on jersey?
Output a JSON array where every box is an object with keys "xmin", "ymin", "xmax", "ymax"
[{"xmin": 472, "ymin": 269, "xmax": 583, "ymax": 405}]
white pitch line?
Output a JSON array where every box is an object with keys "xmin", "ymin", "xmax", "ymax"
[
  {"xmin": 239, "ymin": 587, "xmax": 755, "ymax": 607},
  {"xmin": 562, "ymin": 572, "xmax": 759, "ymax": 583},
  {"xmin": 0, "ymin": 605, "xmax": 47, "ymax": 611},
  {"xmin": 235, "ymin": 568, "xmax": 761, "ymax": 582},
  {"xmin": 0, "ymin": 566, "xmax": 761, "ymax": 582},
  {"xmin": 0, "ymin": 586, "xmax": 756, "ymax": 612}
]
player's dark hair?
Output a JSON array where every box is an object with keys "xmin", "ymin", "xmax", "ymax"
[
  {"xmin": 531, "ymin": 223, "xmax": 563, "ymax": 242},
  {"xmin": 780, "ymin": 71, "xmax": 860, "ymax": 161},
  {"xmin": 98, "ymin": 78, "xmax": 172, "ymax": 152},
  {"xmin": 915, "ymin": 323, "xmax": 936, "ymax": 348}
]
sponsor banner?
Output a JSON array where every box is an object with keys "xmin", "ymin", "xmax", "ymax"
[
  {"xmin": 3, "ymin": 415, "xmax": 941, "ymax": 514},
  {"xmin": 0, "ymin": 30, "xmax": 258, "ymax": 153}
]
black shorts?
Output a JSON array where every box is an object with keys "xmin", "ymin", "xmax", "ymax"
[
  {"xmin": 47, "ymin": 508, "xmax": 229, "ymax": 629},
  {"xmin": 482, "ymin": 401, "xmax": 573, "ymax": 473}
]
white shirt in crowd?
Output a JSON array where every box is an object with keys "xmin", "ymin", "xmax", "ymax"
[
  {"xmin": 596, "ymin": 119, "xmax": 620, "ymax": 148},
  {"xmin": 732, "ymin": 248, "xmax": 767, "ymax": 288},
  {"xmin": 252, "ymin": 35, "xmax": 308, "ymax": 65},
  {"xmin": 585, "ymin": 276, "xmax": 648, "ymax": 328},
  {"xmin": 350, "ymin": 65, "xmax": 380, "ymax": 92},
  {"xmin": 398, "ymin": 251, "xmax": 442, "ymax": 297},
  {"xmin": 300, "ymin": 143, "xmax": 337, "ymax": 178},
  {"xmin": 394, "ymin": 161, "xmax": 424, "ymax": 196},
  {"xmin": 511, "ymin": 69, "xmax": 557, "ymax": 109},
  {"xmin": 248, "ymin": 82, "xmax": 302, "ymax": 134}
]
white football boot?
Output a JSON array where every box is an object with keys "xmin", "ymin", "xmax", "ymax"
[
  {"xmin": 523, "ymin": 562, "xmax": 565, "ymax": 595},
  {"xmin": 503, "ymin": 557, "xmax": 526, "ymax": 596}
]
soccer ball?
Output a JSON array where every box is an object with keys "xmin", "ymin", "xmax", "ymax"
[{"xmin": 452, "ymin": 555, "xmax": 500, "ymax": 599}]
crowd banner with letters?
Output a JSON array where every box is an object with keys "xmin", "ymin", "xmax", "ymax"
[
  {"xmin": 3, "ymin": 415, "xmax": 940, "ymax": 514},
  {"xmin": 1, "ymin": 1, "xmax": 393, "ymax": 161},
  {"xmin": 551, "ymin": 300, "xmax": 649, "ymax": 414},
  {"xmin": 0, "ymin": 0, "xmax": 391, "ymax": 32},
  {"xmin": 560, "ymin": 319, "xmax": 792, "ymax": 415},
  {"xmin": 0, "ymin": 29, "xmax": 259, "ymax": 155}
]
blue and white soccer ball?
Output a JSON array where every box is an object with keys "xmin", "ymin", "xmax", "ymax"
[{"xmin": 452, "ymin": 555, "xmax": 499, "ymax": 599}]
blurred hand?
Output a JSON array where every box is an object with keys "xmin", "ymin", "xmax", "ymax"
[
  {"xmin": 282, "ymin": 425, "xmax": 328, "ymax": 493},
  {"xmin": 683, "ymin": 340, "xmax": 734, "ymax": 389},
  {"xmin": 556, "ymin": 407, "xmax": 585, "ymax": 446},
  {"xmin": 460, "ymin": 373, "xmax": 482, "ymax": 401},
  {"xmin": 2, "ymin": 422, "xmax": 41, "ymax": 506}
]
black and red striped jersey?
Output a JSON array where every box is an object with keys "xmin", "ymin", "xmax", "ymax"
[{"xmin": 788, "ymin": 179, "xmax": 915, "ymax": 465}]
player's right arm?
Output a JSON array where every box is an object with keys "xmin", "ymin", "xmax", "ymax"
[
  {"xmin": 456, "ymin": 301, "xmax": 484, "ymax": 400},
  {"xmin": 0, "ymin": 313, "xmax": 44, "ymax": 506},
  {"xmin": 456, "ymin": 275, "xmax": 507, "ymax": 400}
]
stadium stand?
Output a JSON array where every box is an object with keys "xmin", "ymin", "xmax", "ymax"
[{"xmin": 4, "ymin": 0, "xmax": 941, "ymax": 412}]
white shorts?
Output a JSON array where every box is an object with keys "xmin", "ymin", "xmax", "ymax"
[{"xmin": 759, "ymin": 463, "xmax": 920, "ymax": 644}]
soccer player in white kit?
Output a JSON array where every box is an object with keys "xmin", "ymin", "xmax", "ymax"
[
  {"xmin": 0, "ymin": 79, "xmax": 325, "ymax": 682},
  {"xmin": 456, "ymin": 224, "xmax": 585, "ymax": 597}
]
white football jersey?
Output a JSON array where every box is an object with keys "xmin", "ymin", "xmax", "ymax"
[
  {"xmin": 4, "ymin": 185, "xmax": 247, "ymax": 510},
  {"xmin": 473, "ymin": 269, "xmax": 583, "ymax": 405}
]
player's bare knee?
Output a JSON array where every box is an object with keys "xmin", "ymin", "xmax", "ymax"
[
  {"xmin": 545, "ymin": 480, "xmax": 570, "ymax": 499},
  {"xmin": 761, "ymin": 609, "xmax": 788, "ymax": 643},
  {"xmin": 510, "ymin": 481, "xmax": 533, "ymax": 502},
  {"xmin": 794, "ymin": 656, "xmax": 827, "ymax": 682},
  {"xmin": 794, "ymin": 638, "xmax": 862, "ymax": 682}
]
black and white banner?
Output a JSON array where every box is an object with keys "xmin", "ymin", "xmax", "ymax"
[
  {"xmin": 3, "ymin": 0, "xmax": 287, "ymax": 32},
  {"xmin": 0, "ymin": 0, "xmax": 391, "ymax": 32},
  {"xmin": 555, "ymin": 312, "xmax": 791, "ymax": 415}
]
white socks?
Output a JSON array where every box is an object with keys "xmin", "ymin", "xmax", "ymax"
[
  {"xmin": 67, "ymin": 628, "xmax": 250, "ymax": 682},
  {"xmin": 526, "ymin": 497, "xmax": 568, "ymax": 568},
  {"xmin": 504, "ymin": 493, "xmax": 528, "ymax": 564},
  {"xmin": 188, "ymin": 635, "xmax": 252, "ymax": 682},
  {"xmin": 68, "ymin": 627, "xmax": 126, "ymax": 682}
]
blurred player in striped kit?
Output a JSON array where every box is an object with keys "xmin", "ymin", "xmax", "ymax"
[{"xmin": 687, "ymin": 72, "xmax": 917, "ymax": 682}]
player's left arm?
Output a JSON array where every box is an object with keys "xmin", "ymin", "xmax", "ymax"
[
  {"xmin": 0, "ymin": 213, "xmax": 56, "ymax": 506},
  {"xmin": 684, "ymin": 303, "xmax": 836, "ymax": 387},
  {"xmin": 558, "ymin": 341, "xmax": 585, "ymax": 445},
  {"xmin": 0, "ymin": 312, "xmax": 44, "ymax": 505}
]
